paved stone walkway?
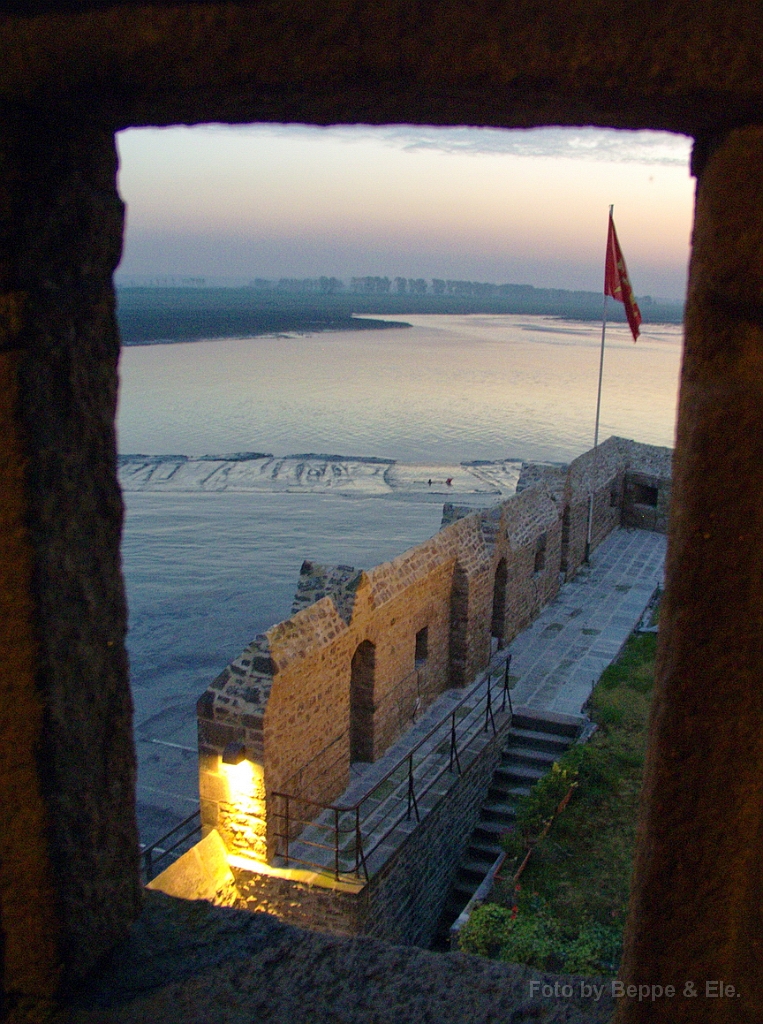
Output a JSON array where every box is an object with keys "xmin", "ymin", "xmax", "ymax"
[{"xmin": 510, "ymin": 527, "xmax": 666, "ymax": 715}]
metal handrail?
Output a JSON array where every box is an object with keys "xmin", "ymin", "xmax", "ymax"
[
  {"xmin": 141, "ymin": 808, "xmax": 202, "ymax": 881},
  {"xmin": 271, "ymin": 653, "xmax": 513, "ymax": 880}
]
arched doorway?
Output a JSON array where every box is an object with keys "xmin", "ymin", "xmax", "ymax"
[
  {"xmin": 350, "ymin": 640, "xmax": 375, "ymax": 762},
  {"xmin": 491, "ymin": 558, "xmax": 507, "ymax": 649}
]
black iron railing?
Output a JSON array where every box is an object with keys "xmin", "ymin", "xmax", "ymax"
[
  {"xmin": 141, "ymin": 808, "xmax": 202, "ymax": 882},
  {"xmin": 270, "ymin": 655, "xmax": 513, "ymax": 880}
]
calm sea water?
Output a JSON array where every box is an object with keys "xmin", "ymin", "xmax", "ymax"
[
  {"xmin": 118, "ymin": 314, "xmax": 682, "ymax": 840},
  {"xmin": 118, "ymin": 314, "xmax": 681, "ymax": 463}
]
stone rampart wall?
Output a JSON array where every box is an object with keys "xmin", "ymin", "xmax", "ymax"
[
  {"xmin": 500, "ymin": 484, "xmax": 564, "ymax": 643},
  {"xmin": 561, "ymin": 436, "xmax": 627, "ymax": 578},
  {"xmin": 618, "ymin": 439, "xmax": 673, "ymax": 533},
  {"xmin": 360, "ymin": 713, "xmax": 511, "ymax": 947},
  {"xmin": 198, "ymin": 437, "xmax": 672, "ymax": 865}
]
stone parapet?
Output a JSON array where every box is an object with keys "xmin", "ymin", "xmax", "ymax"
[{"xmin": 198, "ymin": 438, "xmax": 671, "ymax": 868}]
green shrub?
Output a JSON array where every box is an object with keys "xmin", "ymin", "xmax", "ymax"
[
  {"xmin": 459, "ymin": 897, "xmax": 622, "ymax": 975},
  {"xmin": 458, "ymin": 903, "xmax": 515, "ymax": 958},
  {"xmin": 509, "ymin": 760, "xmax": 579, "ymax": 846},
  {"xmin": 562, "ymin": 921, "xmax": 622, "ymax": 975},
  {"xmin": 479, "ymin": 627, "xmax": 658, "ymax": 977}
]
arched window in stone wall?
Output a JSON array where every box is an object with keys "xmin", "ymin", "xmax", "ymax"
[
  {"xmin": 560, "ymin": 505, "xmax": 571, "ymax": 574},
  {"xmin": 350, "ymin": 640, "xmax": 376, "ymax": 763},
  {"xmin": 491, "ymin": 557, "xmax": 508, "ymax": 648}
]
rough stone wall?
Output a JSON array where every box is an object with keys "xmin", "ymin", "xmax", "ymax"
[
  {"xmin": 199, "ymin": 438, "xmax": 670, "ymax": 869},
  {"xmin": 2, "ymin": 4, "xmax": 761, "ymax": 1018},
  {"xmin": 199, "ymin": 511, "xmax": 495, "ymax": 861},
  {"xmin": 618, "ymin": 439, "xmax": 673, "ymax": 533},
  {"xmin": 360, "ymin": 714, "xmax": 511, "ymax": 948},
  {"xmin": 561, "ymin": 437, "xmax": 626, "ymax": 578},
  {"xmin": 3, "ymin": 2, "xmax": 763, "ymax": 137},
  {"xmin": 234, "ymin": 866, "xmax": 364, "ymax": 938},
  {"xmin": 199, "ymin": 596, "xmax": 356, "ymax": 859},
  {"xmin": 499, "ymin": 485, "xmax": 564, "ymax": 644},
  {"xmin": 262, "ymin": 515, "xmax": 496, "ymax": 806},
  {"xmin": 0, "ymin": 116, "xmax": 142, "ymax": 1007},
  {"xmin": 616, "ymin": 127, "xmax": 763, "ymax": 1024}
]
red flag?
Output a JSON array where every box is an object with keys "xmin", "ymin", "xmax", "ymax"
[{"xmin": 604, "ymin": 213, "xmax": 641, "ymax": 341}]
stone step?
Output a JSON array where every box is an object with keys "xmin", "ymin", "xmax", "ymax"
[
  {"xmin": 510, "ymin": 707, "xmax": 584, "ymax": 739},
  {"xmin": 486, "ymin": 777, "xmax": 531, "ymax": 800},
  {"xmin": 487, "ymin": 779, "xmax": 523, "ymax": 803},
  {"xmin": 473, "ymin": 818, "xmax": 513, "ymax": 841},
  {"xmin": 506, "ymin": 725, "xmax": 574, "ymax": 755},
  {"xmin": 452, "ymin": 878, "xmax": 479, "ymax": 901},
  {"xmin": 459, "ymin": 857, "xmax": 492, "ymax": 881},
  {"xmin": 494, "ymin": 762, "xmax": 546, "ymax": 785},
  {"xmin": 502, "ymin": 745, "xmax": 560, "ymax": 769},
  {"xmin": 481, "ymin": 801, "xmax": 517, "ymax": 825},
  {"xmin": 432, "ymin": 708, "xmax": 586, "ymax": 950},
  {"xmin": 468, "ymin": 837, "xmax": 504, "ymax": 861}
]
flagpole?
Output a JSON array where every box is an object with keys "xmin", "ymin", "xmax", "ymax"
[{"xmin": 585, "ymin": 204, "xmax": 614, "ymax": 564}]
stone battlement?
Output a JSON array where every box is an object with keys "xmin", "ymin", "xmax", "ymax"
[{"xmin": 197, "ymin": 437, "xmax": 671, "ymax": 868}]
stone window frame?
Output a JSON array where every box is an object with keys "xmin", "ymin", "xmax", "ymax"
[{"xmin": 414, "ymin": 626, "xmax": 429, "ymax": 667}]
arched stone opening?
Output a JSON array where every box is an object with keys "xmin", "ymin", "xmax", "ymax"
[
  {"xmin": 350, "ymin": 640, "xmax": 376, "ymax": 763},
  {"xmin": 490, "ymin": 557, "xmax": 507, "ymax": 649},
  {"xmin": 448, "ymin": 562, "xmax": 470, "ymax": 687}
]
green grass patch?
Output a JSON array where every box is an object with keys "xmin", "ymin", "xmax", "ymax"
[{"xmin": 459, "ymin": 629, "xmax": 658, "ymax": 975}]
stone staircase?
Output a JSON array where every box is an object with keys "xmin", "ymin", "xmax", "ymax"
[{"xmin": 433, "ymin": 707, "xmax": 584, "ymax": 948}]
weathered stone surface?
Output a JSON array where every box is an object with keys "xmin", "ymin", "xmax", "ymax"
[
  {"xmin": 2, "ymin": 2, "xmax": 763, "ymax": 135},
  {"xmin": 58, "ymin": 889, "xmax": 614, "ymax": 1024},
  {"xmin": 0, "ymin": 116, "xmax": 141, "ymax": 1007},
  {"xmin": 1, "ymin": 4, "xmax": 760, "ymax": 1019},
  {"xmin": 617, "ymin": 128, "xmax": 763, "ymax": 1024},
  {"xmin": 147, "ymin": 829, "xmax": 238, "ymax": 906}
]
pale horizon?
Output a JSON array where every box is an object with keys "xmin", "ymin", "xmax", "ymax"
[{"xmin": 116, "ymin": 124, "xmax": 695, "ymax": 303}]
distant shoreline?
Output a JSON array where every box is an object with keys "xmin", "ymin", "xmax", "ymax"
[
  {"xmin": 116, "ymin": 285, "xmax": 683, "ymax": 344},
  {"xmin": 119, "ymin": 313, "xmax": 410, "ymax": 346}
]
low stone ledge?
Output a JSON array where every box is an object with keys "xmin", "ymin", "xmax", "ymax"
[{"xmin": 59, "ymin": 890, "xmax": 614, "ymax": 1024}]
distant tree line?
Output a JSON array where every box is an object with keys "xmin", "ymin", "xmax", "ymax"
[
  {"xmin": 117, "ymin": 276, "xmax": 680, "ymax": 316},
  {"xmin": 252, "ymin": 276, "xmax": 345, "ymax": 294},
  {"xmin": 245, "ymin": 275, "xmax": 586, "ymax": 297}
]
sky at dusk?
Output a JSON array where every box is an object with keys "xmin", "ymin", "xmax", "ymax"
[{"xmin": 116, "ymin": 124, "xmax": 695, "ymax": 300}]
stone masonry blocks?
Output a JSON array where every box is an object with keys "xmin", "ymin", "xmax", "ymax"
[
  {"xmin": 0, "ymin": 116, "xmax": 142, "ymax": 1003},
  {"xmin": 198, "ymin": 438, "xmax": 671, "ymax": 872},
  {"xmin": 616, "ymin": 128, "xmax": 763, "ymax": 1024}
]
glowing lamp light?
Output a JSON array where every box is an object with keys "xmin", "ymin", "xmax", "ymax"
[{"xmin": 222, "ymin": 741, "xmax": 248, "ymax": 765}]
